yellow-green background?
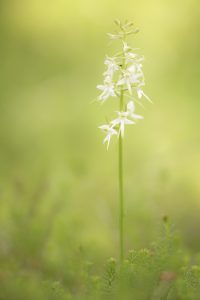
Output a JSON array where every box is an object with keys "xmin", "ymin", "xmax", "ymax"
[{"xmin": 0, "ymin": 0, "xmax": 200, "ymax": 272}]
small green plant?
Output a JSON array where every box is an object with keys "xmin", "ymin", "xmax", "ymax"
[{"xmin": 97, "ymin": 20, "xmax": 151, "ymax": 264}]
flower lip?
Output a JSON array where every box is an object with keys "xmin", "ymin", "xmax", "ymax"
[
  {"xmin": 111, "ymin": 111, "xmax": 135, "ymax": 138},
  {"xmin": 99, "ymin": 124, "xmax": 118, "ymax": 149},
  {"xmin": 127, "ymin": 101, "xmax": 143, "ymax": 119},
  {"xmin": 97, "ymin": 79, "xmax": 116, "ymax": 102}
]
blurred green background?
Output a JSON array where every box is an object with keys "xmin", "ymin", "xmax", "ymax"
[{"xmin": 0, "ymin": 0, "xmax": 200, "ymax": 297}]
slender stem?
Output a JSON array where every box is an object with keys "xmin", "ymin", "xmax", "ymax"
[
  {"xmin": 119, "ymin": 35, "xmax": 126, "ymax": 264},
  {"xmin": 119, "ymin": 88, "xmax": 124, "ymax": 264}
]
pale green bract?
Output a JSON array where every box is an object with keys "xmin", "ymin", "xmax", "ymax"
[{"xmin": 97, "ymin": 20, "xmax": 150, "ymax": 149}]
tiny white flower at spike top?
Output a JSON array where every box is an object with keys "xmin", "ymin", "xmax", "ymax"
[{"xmin": 123, "ymin": 42, "xmax": 131, "ymax": 52}]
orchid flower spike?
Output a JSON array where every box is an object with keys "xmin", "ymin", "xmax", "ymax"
[{"xmin": 96, "ymin": 20, "xmax": 151, "ymax": 149}]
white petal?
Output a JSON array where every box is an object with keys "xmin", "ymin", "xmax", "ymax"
[
  {"xmin": 107, "ymin": 33, "xmax": 120, "ymax": 40},
  {"xmin": 132, "ymin": 114, "xmax": 143, "ymax": 119},
  {"xmin": 117, "ymin": 78, "xmax": 125, "ymax": 86},
  {"xmin": 124, "ymin": 118, "xmax": 135, "ymax": 125},
  {"xmin": 118, "ymin": 111, "xmax": 129, "ymax": 118},
  {"xmin": 111, "ymin": 118, "xmax": 120, "ymax": 126},
  {"xmin": 97, "ymin": 85, "xmax": 104, "ymax": 90},
  {"xmin": 128, "ymin": 65, "xmax": 136, "ymax": 73},
  {"xmin": 123, "ymin": 42, "xmax": 129, "ymax": 52},
  {"xmin": 104, "ymin": 76, "xmax": 112, "ymax": 83},
  {"xmin": 127, "ymin": 101, "xmax": 135, "ymax": 113},
  {"xmin": 99, "ymin": 125, "xmax": 109, "ymax": 131},
  {"xmin": 111, "ymin": 128, "xmax": 118, "ymax": 135},
  {"xmin": 142, "ymin": 92, "xmax": 152, "ymax": 103},
  {"xmin": 127, "ymin": 81, "xmax": 132, "ymax": 95},
  {"xmin": 136, "ymin": 88, "xmax": 143, "ymax": 99}
]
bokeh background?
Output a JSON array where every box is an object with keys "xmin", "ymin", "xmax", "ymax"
[{"xmin": 0, "ymin": 0, "xmax": 200, "ymax": 297}]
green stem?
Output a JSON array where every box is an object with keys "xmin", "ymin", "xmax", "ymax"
[
  {"xmin": 119, "ymin": 89, "xmax": 124, "ymax": 264},
  {"xmin": 119, "ymin": 34, "xmax": 126, "ymax": 265}
]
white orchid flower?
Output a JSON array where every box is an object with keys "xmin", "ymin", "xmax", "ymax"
[
  {"xmin": 111, "ymin": 111, "xmax": 135, "ymax": 138},
  {"xmin": 123, "ymin": 42, "xmax": 132, "ymax": 52},
  {"xmin": 97, "ymin": 77, "xmax": 116, "ymax": 102},
  {"xmin": 117, "ymin": 65, "xmax": 142, "ymax": 95},
  {"xmin": 135, "ymin": 83, "xmax": 152, "ymax": 102},
  {"xmin": 127, "ymin": 101, "xmax": 143, "ymax": 119},
  {"xmin": 104, "ymin": 56, "xmax": 119, "ymax": 77},
  {"xmin": 99, "ymin": 124, "xmax": 117, "ymax": 149},
  {"xmin": 126, "ymin": 53, "xmax": 144, "ymax": 64},
  {"xmin": 122, "ymin": 41, "xmax": 143, "ymax": 64}
]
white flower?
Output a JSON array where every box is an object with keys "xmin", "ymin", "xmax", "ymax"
[
  {"xmin": 99, "ymin": 124, "xmax": 117, "ymax": 149},
  {"xmin": 127, "ymin": 101, "xmax": 143, "ymax": 119},
  {"xmin": 125, "ymin": 52, "xmax": 144, "ymax": 64},
  {"xmin": 123, "ymin": 42, "xmax": 132, "ymax": 52},
  {"xmin": 97, "ymin": 77, "xmax": 116, "ymax": 102},
  {"xmin": 107, "ymin": 33, "xmax": 122, "ymax": 40},
  {"xmin": 136, "ymin": 83, "xmax": 151, "ymax": 102},
  {"xmin": 136, "ymin": 63, "xmax": 143, "ymax": 73},
  {"xmin": 111, "ymin": 111, "xmax": 135, "ymax": 137},
  {"xmin": 117, "ymin": 65, "xmax": 142, "ymax": 95},
  {"xmin": 104, "ymin": 56, "xmax": 119, "ymax": 77},
  {"xmin": 124, "ymin": 52, "xmax": 137, "ymax": 64},
  {"xmin": 122, "ymin": 42, "xmax": 143, "ymax": 64}
]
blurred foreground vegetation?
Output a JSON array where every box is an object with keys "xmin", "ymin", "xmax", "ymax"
[{"xmin": 0, "ymin": 0, "xmax": 200, "ymax": 299}]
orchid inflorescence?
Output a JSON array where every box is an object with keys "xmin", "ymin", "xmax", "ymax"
[{"xmin": 97, "ymin": 20, "xmax": 151, "ymax": 150}]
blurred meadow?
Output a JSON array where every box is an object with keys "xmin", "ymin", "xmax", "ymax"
[{"xmin": 0, "ymin": 0, "xmax": 200, "ymax": 298}]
